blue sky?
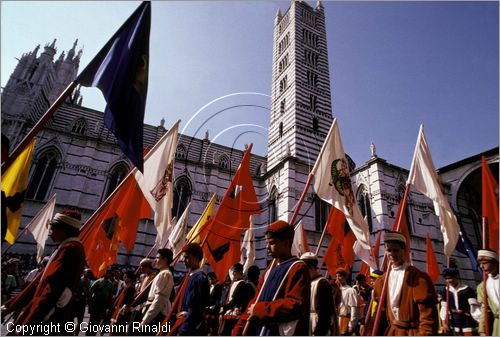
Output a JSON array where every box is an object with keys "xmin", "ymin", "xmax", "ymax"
[{"xmin": 1, "ymin": 1, "xmax": 498, "ymax": 169}]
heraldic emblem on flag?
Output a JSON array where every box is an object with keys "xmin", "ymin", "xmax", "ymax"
[
  {"xmin": 329, "ymin": 158, "xmax": 355, "ymax": 214},
  {"xmin": 150, "ymin": 161, "xmax": 174, "ymax": 202}
]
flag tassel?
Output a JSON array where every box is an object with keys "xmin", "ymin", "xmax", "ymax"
[{"xmin": 2, "ymin": 81, "xmax": 77, "ymax": 172}]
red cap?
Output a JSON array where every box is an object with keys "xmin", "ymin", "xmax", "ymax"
[{"xmin": 267, "ymin": 220, "xmax": 292, "ymax": 233}]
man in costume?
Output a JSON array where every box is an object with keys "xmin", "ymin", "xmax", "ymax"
[
  {"xmin": 300, "ymin": 252, "xmax": 337, "ymax": 335},
  {"xmin": 219, "ymin": 263, "xmax": 254, "ymax": 335},
  {"xmin": 232, "ymin": 220, "xmax": 310, "ymax": 336},
  {"xmin": 439, "ymin": 267, "xmax": 479, "ymax": 335},
  {"xmin": 14, "ymin": 209, "xmax": 86, "ymax": 334},
  {"xmin": 373, "ymin": 231, "xmax": 438, "ymax": 335},
  {"xmin": 336, "ymin": 267, "xmax": 360, "ymax": 335},
  {"xmin": 139, "ymin": 248, "xmax": 174, "ymax": 331},
  {"xmin": 176, "ymin": 243, "xmax": 210, "ymax": 335},
  {"xmin": 476, "ymin": 249, "xmax": 499, "ymax": 336}
]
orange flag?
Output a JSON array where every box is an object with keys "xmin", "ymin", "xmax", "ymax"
[
  {"xmin": 482, "ymin": 156, "xmax": 499, "ymax": 253},
  {"xmin": 426, "ymin": 233, "xmax": 440, "ymax": 283},
  {"xmin": 201, "ymin": 145, "xmax": 261, "ymax": 283},
  {"xmin": 80, "ymin": 175, "xmax": 151, "ymax": 277},
  {"xmin": 391, "ymin": 198, "xmax": 411, "ymax": 262}
]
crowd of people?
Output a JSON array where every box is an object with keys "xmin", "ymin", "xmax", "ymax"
[{"xmin": 1, "ymin": 210, "xmax": 498, "ymax": 336}]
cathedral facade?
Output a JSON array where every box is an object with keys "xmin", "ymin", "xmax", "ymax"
[{"xmin": 2, "ymin": 1, "xmax": 497, "ymax": 286}]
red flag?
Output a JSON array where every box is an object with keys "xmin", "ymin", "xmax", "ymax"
[
  {"xmin": 201, "ymin": 145, "xmax": 261, "ymax": 283},
  {"xmin": 391, "ymin": 198, "xmax": 411, "ymax": 262},
  {"xmin": 373, "ymin": 231, "xmax": 382, "ymax": 269},
  {"xmin": 342, "ymin": 230, "xmax": 357, "ymax": 269},
  {"xmin": 80, "ymin": 175, "xmax": 151, "ymax": 277},
  {"xmin": 359, "ymin": 262, "xmax": 370, "ymax": 278},
  {"xmin": 326, "ymin": 206, "xmax": 346, "ymax": 243},
  {"xmin": 323, "ymin": 239, "xmax": 343, "ymax": 276},
  {"xmin": 482, "ymin": 156, "xmax": 499, "ymax": 253},
  {"xmin": 426, "ymin": 233, "xmax": 440, "ymax": 283}
]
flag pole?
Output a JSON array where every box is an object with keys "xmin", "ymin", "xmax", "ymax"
[
  {"xmin": 2, "ymin": 81, "xmax": 77, "ymax": 172},
  {"xmin": 371, "ymin": 183, "xmax": 410, "ymax": 335},
  {"xmin": 289, "ymin": 173, "xmax": 314, "ymax": 227},
  {"xmin": 314, "ymin": 222, "xmax": 329, "ymax": 256},
  {"xmin": 482, "ymin": 216, "xmax": 490, "ymax": 336}
]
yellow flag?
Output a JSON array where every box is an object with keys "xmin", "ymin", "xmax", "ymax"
[
  {"xmin": 2, "ymin": 139, "xmax": 36, "ymax": 244},
  {"xmin": 186, "ymin": 193, "xmax": 216, "ymax": 244}
]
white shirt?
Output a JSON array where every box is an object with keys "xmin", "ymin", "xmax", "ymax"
[
  {"xmin": 486, "ymin": 273, "xmax": 500, "ymax": 309},
  {"xmin": 141, "ymin": 268, "xmax": 173, "ymax": 325},
  {"xmin": 339, "ymin": 284, "xmax": 360, "ymax": 330},
  {"xmin": 388, "ymin": 263, "xmax": 409, "ymax": 320}
]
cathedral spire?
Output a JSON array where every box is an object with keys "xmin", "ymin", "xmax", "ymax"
[
  {"xmin": 275, "ymin": 8, "xmax": 282, "ymax": 25},
  {"xmin": 67, "ymin": 38, "xmax": 78, "ymax": 60}
]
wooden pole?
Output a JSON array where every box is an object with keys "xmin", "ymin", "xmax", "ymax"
[
  {"xmin": 289, "ymin": 173, "xmax": 314, "ymax": 227},
  {"xmin": 2, "ymin": 81, "xmax": 77, "ymax": 172},
  {"xmin": 482, "ymin": 216, "xmax": 490, "ymax": 336}
]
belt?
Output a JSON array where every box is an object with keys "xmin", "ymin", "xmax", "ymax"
[
  {"xmin": 339, "ymin": 315, "xmax": 351, "ymax": 318},
  {"xmin": 391, "ymin": 320, "xmax": 419, "ymax": 329}
]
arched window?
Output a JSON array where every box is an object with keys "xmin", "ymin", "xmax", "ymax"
[
  {"xmin": 104, "ymin": 163, "xmax": 129, "ymax": 200},
  {"xmin": 280, "ymin": 99, "xmax": 286, "ymax": 114},
  {"xmin": 357, "ymin": 185, "xmax": 373, "ymax": 232},
  {"xmin": 173, "ymin": 176, "xmax": 192, "ymax": 219},
  {"xmin": 314, "ymin": 194, "xmax": 331, "ymax": 231},
  {"xmin": 279, "ymin": 122, "xmax": 283, "ymax": 138},
  {"xmin": 176, "ymin": 144, "xmax": 186, "ymax": 160},
  {"xmin": 26, "ymin": 148, "xmax": 60, "ymax": 201},
  {"xmin": 71, "ymin": 118, "xmax": 87, "ymax": 135},
  {"xmin": 268, "ymin": 187, "xmax": 278, "ymax": 224},
  {"xmin": 219, "ymin": 155, "xmax": 229, "ymax": 169}
]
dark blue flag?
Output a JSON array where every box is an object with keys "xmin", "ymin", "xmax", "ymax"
[
  {"xmin": 76, "ymin": 2, "xmax": 150, "ymax": 172},
  {"xmin": 454, "ymin": 211, "xmax": 481, "ymax": 272}
]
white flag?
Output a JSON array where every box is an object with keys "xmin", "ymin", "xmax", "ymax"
[
  {"xmin": 311, "ymin": 119, "xmax": 371, "ymax": 254},
  {"xmin": 135, "ymin": 120, "xmax": 180, "ymax": 246},
  {"xmin": 407, "ymin": 125, "xmax": 459, "ymax": 256},
  {"xmin": 25, "ymin": 194, "xmax": 56, "ymax": 263},
  {"xmin": 291, "ymin": 220, "xmax": 308, "ymax": 257},
  {"xmin": 167, "ymin": 202, "xmax": 191, "ymax": 256},
  {"xmin": 241, "ymin": 215, "xmax": 255, "ymax": 274}
]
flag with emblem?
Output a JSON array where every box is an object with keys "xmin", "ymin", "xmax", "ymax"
[
  {"xmin": 134, "ymin": 120, "xmax": 179, "ymax": 246},
  {"xmin": 80, "ymin": 174, "xmax": 151, "ymax": 277},
  {"xmin": 200, "ymin": 144, "xmax": 261, "ymax": 283},
  {"xmin": 311, "ymin": 119, "xmax": 372, "ymax": 263},
  {"xmin": 2, "ymin": 139, "xmax": 36, "ymax": 244},
  {"xmin": 76, "ymin": 2, "xmax": 151, "ymax": 172},
  {"xmin": 407, "ymin": 125, "xmax": 459, "ymax": 256},
  {"xmin": 25, "ymin": 194, "xmax": 56, "ymax": 263}
]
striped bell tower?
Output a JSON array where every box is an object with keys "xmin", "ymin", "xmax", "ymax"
[{"xmin": 266, "ymin": 0, "xmax": 334, "ymax": 226}]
